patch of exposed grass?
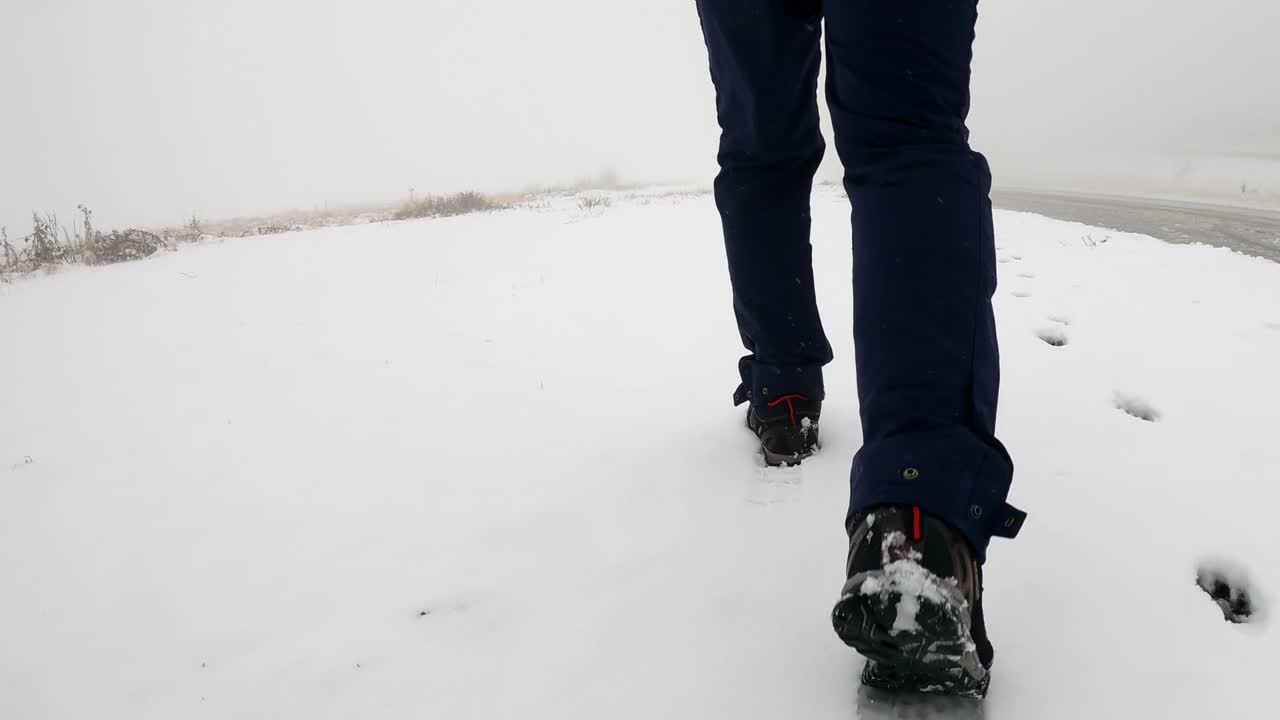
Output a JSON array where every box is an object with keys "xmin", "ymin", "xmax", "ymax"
[
  {"xmin": 1, "ymin": 206, "xmax": 166, "ymax": 275},
  {"xmin": 0, "ymin": 181, "xmax": 627, "ymax": 279},
  {"xmin": 577, "ymin": 195, "xmax": 612, "ymax": 211},
  {"xmin": 392, "ymin": 191, "xmax": 504, "ymax": 221}
]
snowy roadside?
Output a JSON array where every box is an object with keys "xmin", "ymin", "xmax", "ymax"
[
  {"xmin": 998, "ymin": 150, "xmax": 1280, "ymax": 212},
  {"xmin": 1, "ymin": 186, "xmax": 1277, "ymax": 719}
]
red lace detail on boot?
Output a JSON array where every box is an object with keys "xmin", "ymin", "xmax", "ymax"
[
  {"xmin": 912, "ymin": 506, "xmax": 922, "ymax": 542},
  {"xmin": 766, "ymin": 394, "xmax": 809, "ymax": 426}
]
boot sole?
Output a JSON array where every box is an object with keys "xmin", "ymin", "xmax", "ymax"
[
  {"xmin": 832, "ymin": 570, "xmax": 990, "ymax": 699},
  {"xmin": 761, "ymin": 445, "xmax": 816, "ymax": 467}
]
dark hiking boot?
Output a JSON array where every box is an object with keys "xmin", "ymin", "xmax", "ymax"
[
  {"xmin": 745, "ymin": 394, "xmax": 820, "ymax": 466},
  {"xmin": 831, "ymin": 506, "xmax": 994, "ymax": 698}
]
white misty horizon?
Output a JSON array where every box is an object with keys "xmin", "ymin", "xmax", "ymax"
[{"xmin": 2, "ymin": 0, "xmax": 1279, "ymax": 232}]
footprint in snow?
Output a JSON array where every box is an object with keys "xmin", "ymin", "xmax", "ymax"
[
  {"xmin": 1264, "ymin": 322, "xmax": 1280, "ymax": 331},
  {"xmin": 1197, "ymin": 560, "xmax": 1265, "ymax": 624},
  {"xmin": 1036, "ymin": 327, "xmax": 1068, "ymax": 347},
  {"xmin": 1047, "ymin": 314, "xmax": 1072, "ymax": 326},
  {"xmin": 1010, "ymin": 290, "xmax": 1032, "ymax": 299},
  {"xmin": 1114, "ymin": 393, "xmax": 1160, "ymax": 422},
  {"xmin": 1017, "ymin": 271, "xmax": 1037, "ymax": 279},
  {"xmin": 747, "ymin": 454, "xmax": 806, "ymax": 506},
  {"xmin": 997, "ymin": 255, "xmax": 1014, "ymax": 264}
]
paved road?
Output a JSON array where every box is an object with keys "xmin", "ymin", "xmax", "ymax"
[{"xmin": 992, "ymin": 189, "xmax": 1280, "ymax": 264}]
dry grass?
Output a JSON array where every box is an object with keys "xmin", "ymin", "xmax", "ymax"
[
  {"xmin": 161, "ymin": 202, "xmax": 395, "ymax": 241},
  {"xmin": 1, "ymin": 207, "xmax": 166, "ymax": 276},
  {"xmin": 577, "ymin": 195, "xmax": 612, "ymax": 210},
  {"xmin": 391, "ymin": 191, "xmax": 503, "ymax": 221},
  {"xmin": 1, "ymin": 177, "xmax": 662, "ymax": 279}
]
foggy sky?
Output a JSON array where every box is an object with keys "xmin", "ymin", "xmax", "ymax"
[{"xmin": 3, "ymin": 0, "xmax": 1278, "ymax": 232}]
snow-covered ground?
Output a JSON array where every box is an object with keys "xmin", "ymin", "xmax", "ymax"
[{"xmin": 2, "ymin": 187, "xmax": 1278, "ymax": 718}]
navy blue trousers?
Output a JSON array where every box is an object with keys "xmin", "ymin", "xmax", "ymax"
[{"xmin": 696, "ymin": 0, "xmax": 1025, "ymax": 559}]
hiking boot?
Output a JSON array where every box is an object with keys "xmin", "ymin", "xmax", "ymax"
[
  {"xmin": 746, "ymin": 394, "xmax": 820, "ymax": 466},
  {"xmin": 831, "ymin": 505, "xmax": 994, "ymax": 698}
]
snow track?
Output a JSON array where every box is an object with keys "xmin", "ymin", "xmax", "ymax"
[{"xmin": 2, "ymin": 187, "xmax": 1278, "ymax": 718}]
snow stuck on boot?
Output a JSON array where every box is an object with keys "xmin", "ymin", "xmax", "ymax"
[{"xmin": 858, "ymin": 531, "xmax": 966, "ymax": 635}]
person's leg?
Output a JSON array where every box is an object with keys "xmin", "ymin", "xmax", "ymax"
[
  {"xmin": 821, "ymin": 1, "xmax": 1025, "ymax": 557},
  {"xmin": 695, "ymin": 0, "xmax": 834, "ymax": 409}
]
